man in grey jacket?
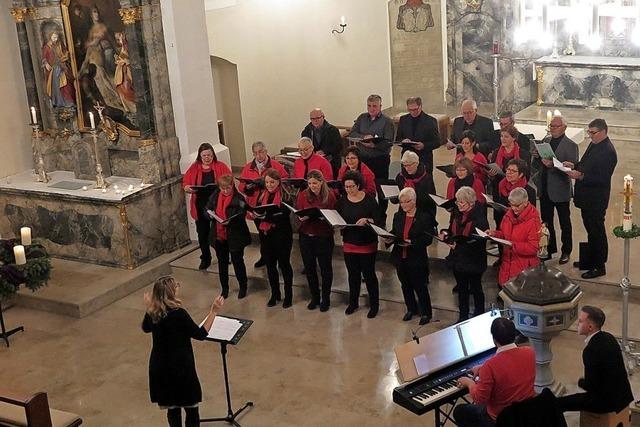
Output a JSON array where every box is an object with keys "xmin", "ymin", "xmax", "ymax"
[{"xmin": 532, "ymin": 115, "xmax": 579, "ymax": 264}]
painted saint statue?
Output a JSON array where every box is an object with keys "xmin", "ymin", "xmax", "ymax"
[
  {"xmin": 397, "ymin": 0, "xmax": 434, "ymax": 33},
  {"xmin": 42, "ymin": 32, "xmax": 76, "ymax": 107}
]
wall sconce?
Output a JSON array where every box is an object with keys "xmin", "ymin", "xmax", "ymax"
[{"xmin": 332, "ymin": 16, "xmax": 347, "ymax": 34}]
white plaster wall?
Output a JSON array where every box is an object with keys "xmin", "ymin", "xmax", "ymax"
[
  {"xmin": 0, "ymin": 13, "xmax": 34, "ymax": 179},
  {"xmin": 205, "ymin": 0, "xmax": 393, "ymax": 159}
]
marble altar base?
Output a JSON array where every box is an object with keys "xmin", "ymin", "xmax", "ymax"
[{"xmin": 0, "ymin": 171, "xmax": 191, "ymax": 269}]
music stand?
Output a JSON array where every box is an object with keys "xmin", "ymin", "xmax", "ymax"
[
  {"xmin": 0, "ymin": 299, "xmax": 24, "ymax": 348},
  {"xmin": 201, "ymin": 315, "xmax": 253, "ymax": 427}
]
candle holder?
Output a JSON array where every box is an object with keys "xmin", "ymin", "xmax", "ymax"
[
  {"xmin": 89, "ymin": 128, "xmax": 109, "ymax": 189},
  {"xmin": 30, "ymin": 123, "xmax": 50, "ymax": 183},
  {"xmin": 536, "ymin": 65, "xmax": 544, "ymax": 106},
  {"xmin": 491, "ymin": 53, "xmax": 500, "ymax": 120}
]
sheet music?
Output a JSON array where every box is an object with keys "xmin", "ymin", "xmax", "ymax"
[
  {"xmin": 475, "ymin": 227, "xmax": 512, "ymax": 247},
  {"xmin": 368, "ymin": 223, "xmax": 396, "ymax": 239},
  {"xmin": 429, "ymin": 194, "xmax": 449, "ymax": 206},
  {"xmin": 202, "ymin": 316, "xmax": 243, "ymax": 341},
  {"xmin": 552, "ymin": 157, "xmax": 572, "ymax": 173},
  {"xmin": 482, "ymin": 193, "xmax": 508, "ymax": 211},
  {"xmin": 413, "ymin": 354, "xmax": 430, "ymax": 376},
  {"xmin": 282, "ymin": 202, "xmax": 298, "ymax": 213},
  {"xmin": 285, "ymin": 151, "xmax": 301, "ymax": 157},
  {"xmin": 320, "ymin": 209, "xmax": 347, "ymax": 227},
  {"xmin": 380, "ymin": 185, "xmax": 400, "ymax": 199}
]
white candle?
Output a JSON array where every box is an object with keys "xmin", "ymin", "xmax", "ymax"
[
  {"xmin": 340, "ymin": 16, "xmax": 346, "ymax": 25},
  {"xmin": 128, "ymin": 184, "xmax": 134, "ymax": 191},
  {"xmin": 553, "ymin": 109, "xmax": 561, "ymax": 117},
  {"xmin": 13, "ymin": 245, "xmax": 26, "ymax": 265},
  {"xmin": 82, "ymin": 186, "xmax": 88, "ymax": 191},
  {"xmin": 89, "ymin": 112, "xmax": 95, "ymax": 129},
  {"xmin": 114, "ymin": 185, "xmax": 119, "ymax": 190},
  {"xmin": 532, "ymin": 63, "xmax": 536, "ymax": 81},
  {"xmin": 102, "ymin": 188, "xmax": 107, "ymax": 193},
  {"xmin": 30, "ymin": 106, "xmax": 37, "ymax": 124},
  {"xmin": 546, "ymin": 111, "xmax": 552, "ymax": 127},
  {"xmin": 20, "ymin": 227, "xmax": 32, "ymax": 246}
]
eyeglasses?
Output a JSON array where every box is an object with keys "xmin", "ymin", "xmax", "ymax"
[
  {"xmin": 509, "ymin": 202, "xmax": 525, "ymax": 209},
  {"xmin": 310, "ymin": 116, "xmax": 324, "ymax": 120},
  {"xmin": 344, "ymin": 184, "xmax": 357, "ymax": 189},
  {"xmin": 402, "ymin": 162, "xmax": 418, "ymax": 167},
  {"xmin": 549, "ymin": 124, "xmax": 564, "ymax": 128},
  {"xmin": 587, "ymin": 129, "xmax": 602, "ymax": 136},
  {"xmin": 505, "ymin": 168, "xmax": 520, "ymax": 173}
]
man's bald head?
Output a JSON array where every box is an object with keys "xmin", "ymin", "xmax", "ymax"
[{"xmin": 309, "ymin": 108, "xmax": 325, "ymax": 128}]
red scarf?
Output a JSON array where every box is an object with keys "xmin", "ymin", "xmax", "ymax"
[
  {"xmin": 215, "ymin": 191, "xmax": 233, "ymax": 241},
  {"xmin": 402, "ymin": 167, "xmax": 428, "ymax": 189},
  {"xmin": 498, "ymin": 176, "xmax": 528, "ymax": 197},
  {"xmin": 495, "ymin": 142, "xmax": 521, "ymax": 170},
  {"xmin": 258, "ymin": 187, "xmax": 282, "ymax": 233},
  {"xmin": 452, "ymin": 210, "xmax": 473, "ymax": 237}
]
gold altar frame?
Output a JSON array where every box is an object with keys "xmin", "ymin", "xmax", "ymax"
[{"xmin": 61, "ymin": 0, "xmax": 140, "ymax": 137}]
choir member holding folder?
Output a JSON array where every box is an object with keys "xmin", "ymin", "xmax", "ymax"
[
  {"xmin": 395, "ymin": 151, "xmax": 437, "ymax": 217},
  {"xmin": 446, "ymin": 157, "xmax": 486, "ymax": 205},
  {"xmin": 337, "ymin": 146, "xmax": 377, "ymax": 197},
  {"xmin": 182, "ymin": 143, "xmax": 232, "ymax": 270},
  {"xmin": 254, "ymin": 168, "xmax": 294, "ymax": 308},
  {"xmin": 386, "ymin": 187, "xmax": 437, "ymax": 325},
  {"xmin": 494, "ymin": 159, "xmax": 536, "ymax": 227},
  {"xmin": 336, "ymin": 170, "xmax": 382, "ymax": 318},
  {"xmin": 442, "ymin": 186, "xmax": 488, "ymax": 322},
  {"xmin": 454, "ymin": 130, "xmax": 488, "ymax": 184},
  {"xmin": 293, "ymin": 137, "xmax": 333, "ymax": 180},
  {"xmin": 295, "ymin": 170, "xmax": 337, "ymax": 311},
  {"xmin": 485, "ymin": 187, "xmax": 541, "ymax": 287},
  {"xmin": 143, "ymin": 275, "xmax": 224, "ymax": 427},
  {"xmin": 205, "ymin": 175, "xmax": 250, "ymax": 299}
]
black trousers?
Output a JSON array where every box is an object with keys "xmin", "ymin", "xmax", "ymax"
[
  {"xmin": 454, "ymin": 271, "xmax": 484, "ymax": 319},
  {"xmin": 195, "ymin": 219, "xmax": 211, "ymax": 262},
  {"xmin": 213, "ymin": 239, "xmax": 248, "ymax": 292},
  {"xmin": 253, "ymin": 219, "xmax": 265, "ymax": 262},
  {"xmin": 261, "ymin": 230, "xmax": 293, "ymax": 288},
  {"xmin": 396, "ymin": 257, "xmax": 432, "ymax": 318},
  {"xmin": 580, "ymin": 207, "xmax": 608, "ymax": 269},
  {"xmin": 556, "ymin": 392, "xmax": 610, "ymax": 414},
  {"xmin": 540, "ymin": 194, "xmax": 572, "ymax": 255},
  {"xmin": 343, "ymin": 252, "xmax": 379, "ymax": 308},
  {"xmin": 453, "ymin": 404, "xmax": 495, "ymax": 427},
  {"xmin": 299, "ymin": 234, "xmax": 334, "ymax": 304}
]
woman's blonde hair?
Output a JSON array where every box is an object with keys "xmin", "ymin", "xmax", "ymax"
[
  {"xmin": 147, "ymin": 275, "xmax": 182, "ymax": 323},
  {"xmin": 305, "ymin": 169, "xmax": 329, "ymax": 204}
]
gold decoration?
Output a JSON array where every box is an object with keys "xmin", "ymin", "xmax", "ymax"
[
  {"xmin": 119, "ymin": 205, "xmax": 135, "ymax": 270},
  {"xmin": 138, "ymin": 138, "xmax": 157, "ymax": 148},
  {"xmin": 56, "ymin": 107, "xmax": 76, "ymax": 122},
  {"xmin": 10, "ymin": 7, "xmax": 28, "ymax": 23},
  {"xmin": 464, "ymin": 0, "xmax": 483, "ymax": 12},
  {"xmin": 26, "ymin": 7, "xmax": 38, "ymax": 20},
  {"xmin": 536, "ymin": 65, "xmax": 544, "ymax": 106},
  {"xmin": 118, "ymin": 7, "xmax": 143, "ymax": 25}
]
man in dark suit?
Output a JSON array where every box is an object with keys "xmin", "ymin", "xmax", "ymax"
[
  {"xmin": 301, "ymin": 108, "xmax": 343, "ymax": 178},
  {"xmin": 566, "ymin": 119, "xmax": 617, "ymax": 279},
  {"xmin": 532, "ymin": 116, "xmax": 579, "ymax": 264},
  {"xmin": 452, "ymin": 99, "xmax": 494, "ymax": 155},
  {"xmin": 557, "ymin": 306, "xmax": 633, "ymax": 414},
  {"xmin": 395, "ymin": 96, "xmax": 441, "ymax": 173}
]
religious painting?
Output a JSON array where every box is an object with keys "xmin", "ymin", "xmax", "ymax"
[
  {"xmin": 61, "ymin": 0, "xmax": 139, "ymax": 136},
  {"xmin": 397, "ymin": 0, "xmax": 434, "ymax": 33},
  {"xmin": 40, "ymin": 21, "xmax": 76, "ymax": 108}
]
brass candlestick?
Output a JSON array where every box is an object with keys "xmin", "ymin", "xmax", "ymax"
[
  {"xmin": 30, "ymin": 123, "xmax": 50, "ymax": 183},
  {"xmin": 90, "ymin": 128, "xmax": 108, "ymax": 189},
  {"xmin": 536, "ymin": 65, "xmax": 544, "ymax": 106}
]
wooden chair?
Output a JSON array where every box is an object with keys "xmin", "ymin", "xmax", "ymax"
[
  {"xmin": 580, "ymin": 407, "xmax": 630, "ymax": 427},
  {"xmin": 0, "ymin": 389, "xmax": 82, "ymax": 427}
]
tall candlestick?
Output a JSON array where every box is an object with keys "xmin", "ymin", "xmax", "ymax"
[
  {"xmin": 623, "ymin": 174, "xmax": 634, "ymax": 231},
  {"xmin": 30, "ymin": 106, "xmax": 37, "ymax": 124},
  {"xmin": 89, "ymin": 112, "xmax": 95, "ymax": 129},
  {"xmin": 20, "ymin": 227, "xmax": 32, "ymax": 246},
  {"xmin": 532, "ymin": 62, "xmax": 536, "ymax": 81},
  {"xmin": 13, "ymin": 245, "xmax": 26, "ymax": 265}
]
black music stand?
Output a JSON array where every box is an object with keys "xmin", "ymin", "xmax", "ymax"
[
  {"xmin": 0, "ymin": 299, "xmax": 24, "ymax": 348},
  {"xmin": 201, "ymin": 316, "xmax": 253, "ymax": 427}
]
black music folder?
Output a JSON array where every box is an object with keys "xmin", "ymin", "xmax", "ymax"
[
  {"xmin": 206, "ymin": 210, "xmax": 244, "ymax": 225},
  {"xmin": 281, "ymin": 178, "xmax": 308, "ymax": 189},
  {"xmin": 248, "ymin": 203, "xmax": 281, "ymax": 220},
  {"xmin": 429, "ymin": 194, "xmax": 456, "ymax": 211},
  {"xmin": 203, "ymin": 315, "xmax": 253, "ymax": 345},
  {"xmin": 282, "ymin": 202, "xmax": 323, "ymax": 219},
  {"xmin": 436, "ymin": 164, "xmax": 455, "ymax": 178},
  {"xmin": 190, "ymin": 183, "xmax": 217, "ymax": 192}
]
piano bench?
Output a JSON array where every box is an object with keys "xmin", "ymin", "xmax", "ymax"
[
  {"xmin": 580, "ymin": 407, "xmax": 630, "ymax": 427},
  {"xmin": 0, "ymin": 389, "xmax": 82, "ymax": 427}
]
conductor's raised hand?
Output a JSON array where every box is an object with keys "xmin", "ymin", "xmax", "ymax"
[
  {"xmin": 143, "ymin": 291, "xmax": 152, "ymax": 308},
  {"xmin": 211, "ymin": 295, "xmax": 225, "ymax": 313}
]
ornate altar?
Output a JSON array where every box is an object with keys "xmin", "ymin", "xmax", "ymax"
[{"xmin": 3, "ymin": 1, "xmax": 190, "ymax": 268}]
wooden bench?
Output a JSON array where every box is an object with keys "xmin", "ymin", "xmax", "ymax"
[
  {"xmin": 580, "ymin": 407, "xmax": 630, "ymax": 427},
  {"xmin": 0, "ymin": 389, "xmax": 82, "ymax": 427}
]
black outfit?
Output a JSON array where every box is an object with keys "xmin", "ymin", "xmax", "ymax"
[
  {"xmin": 496, "ymin": 388, "xmax": 567, "ymax": 427},
  {"xmin": 446, "ymin": 204, "xmax": 488, "ymax": 320},
  {"xmin": 389, "ymin": 209, "xmax": 437, "ymax": 319},
  {"xmin": 396, "ymin": 111, "xmax": 441, "ymax": 173},
  {"xmin": 395, "ymin": 163, "xmax": 437, "ymax": 218},
  {"xmin": 299, "ymin": 234, "xmax": 334, "ymax": 307},
  {"xmin": 195, "ymin": 171, "xmax": 216, "ymax": 265},
  {"xmin": 257, "ymin": 190, "xmax": 294, "ymax": 304},
  {"xmin": 573, "ymin": 137, "xmax": 618, "ymax": 271},
  {"xmin": 452, "ymin": 115, "xmax": 495, "ymax": 156},
  {"xmin": 142, "ymin": 308, "xmax": 207, "ymax": 408},
  {"xmin": 206, "ymin": 190, "xmax": 251, "ymax": 297},
  {"xmin": 336, "ymin": 194, "xmax": 381, "ymax": 311},
  {"xmin": 301, "ymin": 120, "xmax": 343, "ymax": 178},
  {"xmin": 557, "ymin": 330, "xmax": 633, "ymax": 414}
]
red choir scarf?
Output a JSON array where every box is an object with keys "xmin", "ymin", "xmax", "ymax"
[
  {"xmin": 495, "ymin": 142, "xmax": 521, "ymax": 170},
  {"xmin": 401, "ymin": 165, "xmax": 428, "ymax": 189},
  {"xmin": 498, "ymin": 176, "xmax": 528, "ymax": 197},
  {"xmin": 258, "ymin": 187, "xmax": 282, "ymax": 233},
  {"xmin": 215, "ymin": 191, "xmax": 233, "ymax": 241},
  {"xmin": 452, "ymin": 209, "xmax": 473, "ymax": 237}
]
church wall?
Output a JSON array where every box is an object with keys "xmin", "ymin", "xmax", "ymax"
[
  {"xmin": 0, "ymin": 11, "xmax": 34, "ymax": 178},
  {"xmin": 205, "ymin": 0, "xmax": 393, "ymax": 159}
]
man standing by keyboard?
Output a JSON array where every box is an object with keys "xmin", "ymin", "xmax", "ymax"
[{"xmin": 453, "ymin": 317, "xmax": 536, "ymax": 427}]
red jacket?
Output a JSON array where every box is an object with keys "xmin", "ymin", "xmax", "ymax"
[
  {"xmin": 238, "ymin": 156, "xmax": 288, "ymax": 207},
  {"xmin": 293, "ymin": 154, "xmax": 333, "ymax": 180},
  {"xmin": 337, "ymin": 162, "xmax": 377, "ymax": 197},
  {"xmin": 446, "ymin": 177, "xmax": 486, "ymax": 204},
  {"xmin": 494, "ymin": 203, "xmax": 541, "ymax": 285},
  {"xmin": 182, "ymin": 160, "xmax": 232, "ymax": 219},
  {"xmin": 296, "ymin": 190, "xmax": 336, "ymax": 237},
  {"xmin": 470, "ymin": 345, "xmax": 536, "ymax": 420}
]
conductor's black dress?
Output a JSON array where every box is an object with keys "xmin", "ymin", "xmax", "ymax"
[{"xmin": 142, "ymin": 308, "xmax": 208, "ymax": 407}]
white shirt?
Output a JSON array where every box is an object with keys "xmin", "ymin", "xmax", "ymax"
[{"xmin": 496, "ymin": 343, "xmax": 518, "ymax": 354}]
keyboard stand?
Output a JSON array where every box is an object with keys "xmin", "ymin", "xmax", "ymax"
[{"xmin": 434, "ymin": 396, "xmax": 470, "ymax": 427}]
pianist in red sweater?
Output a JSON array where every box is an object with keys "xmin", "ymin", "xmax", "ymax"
[
  {"xmin": 293, "ymin": 137, "xmax": 333, "ymax": 180},
  {"xmin": 453, "ymin": 317, "xmax": 536, "ymax": 426}
]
